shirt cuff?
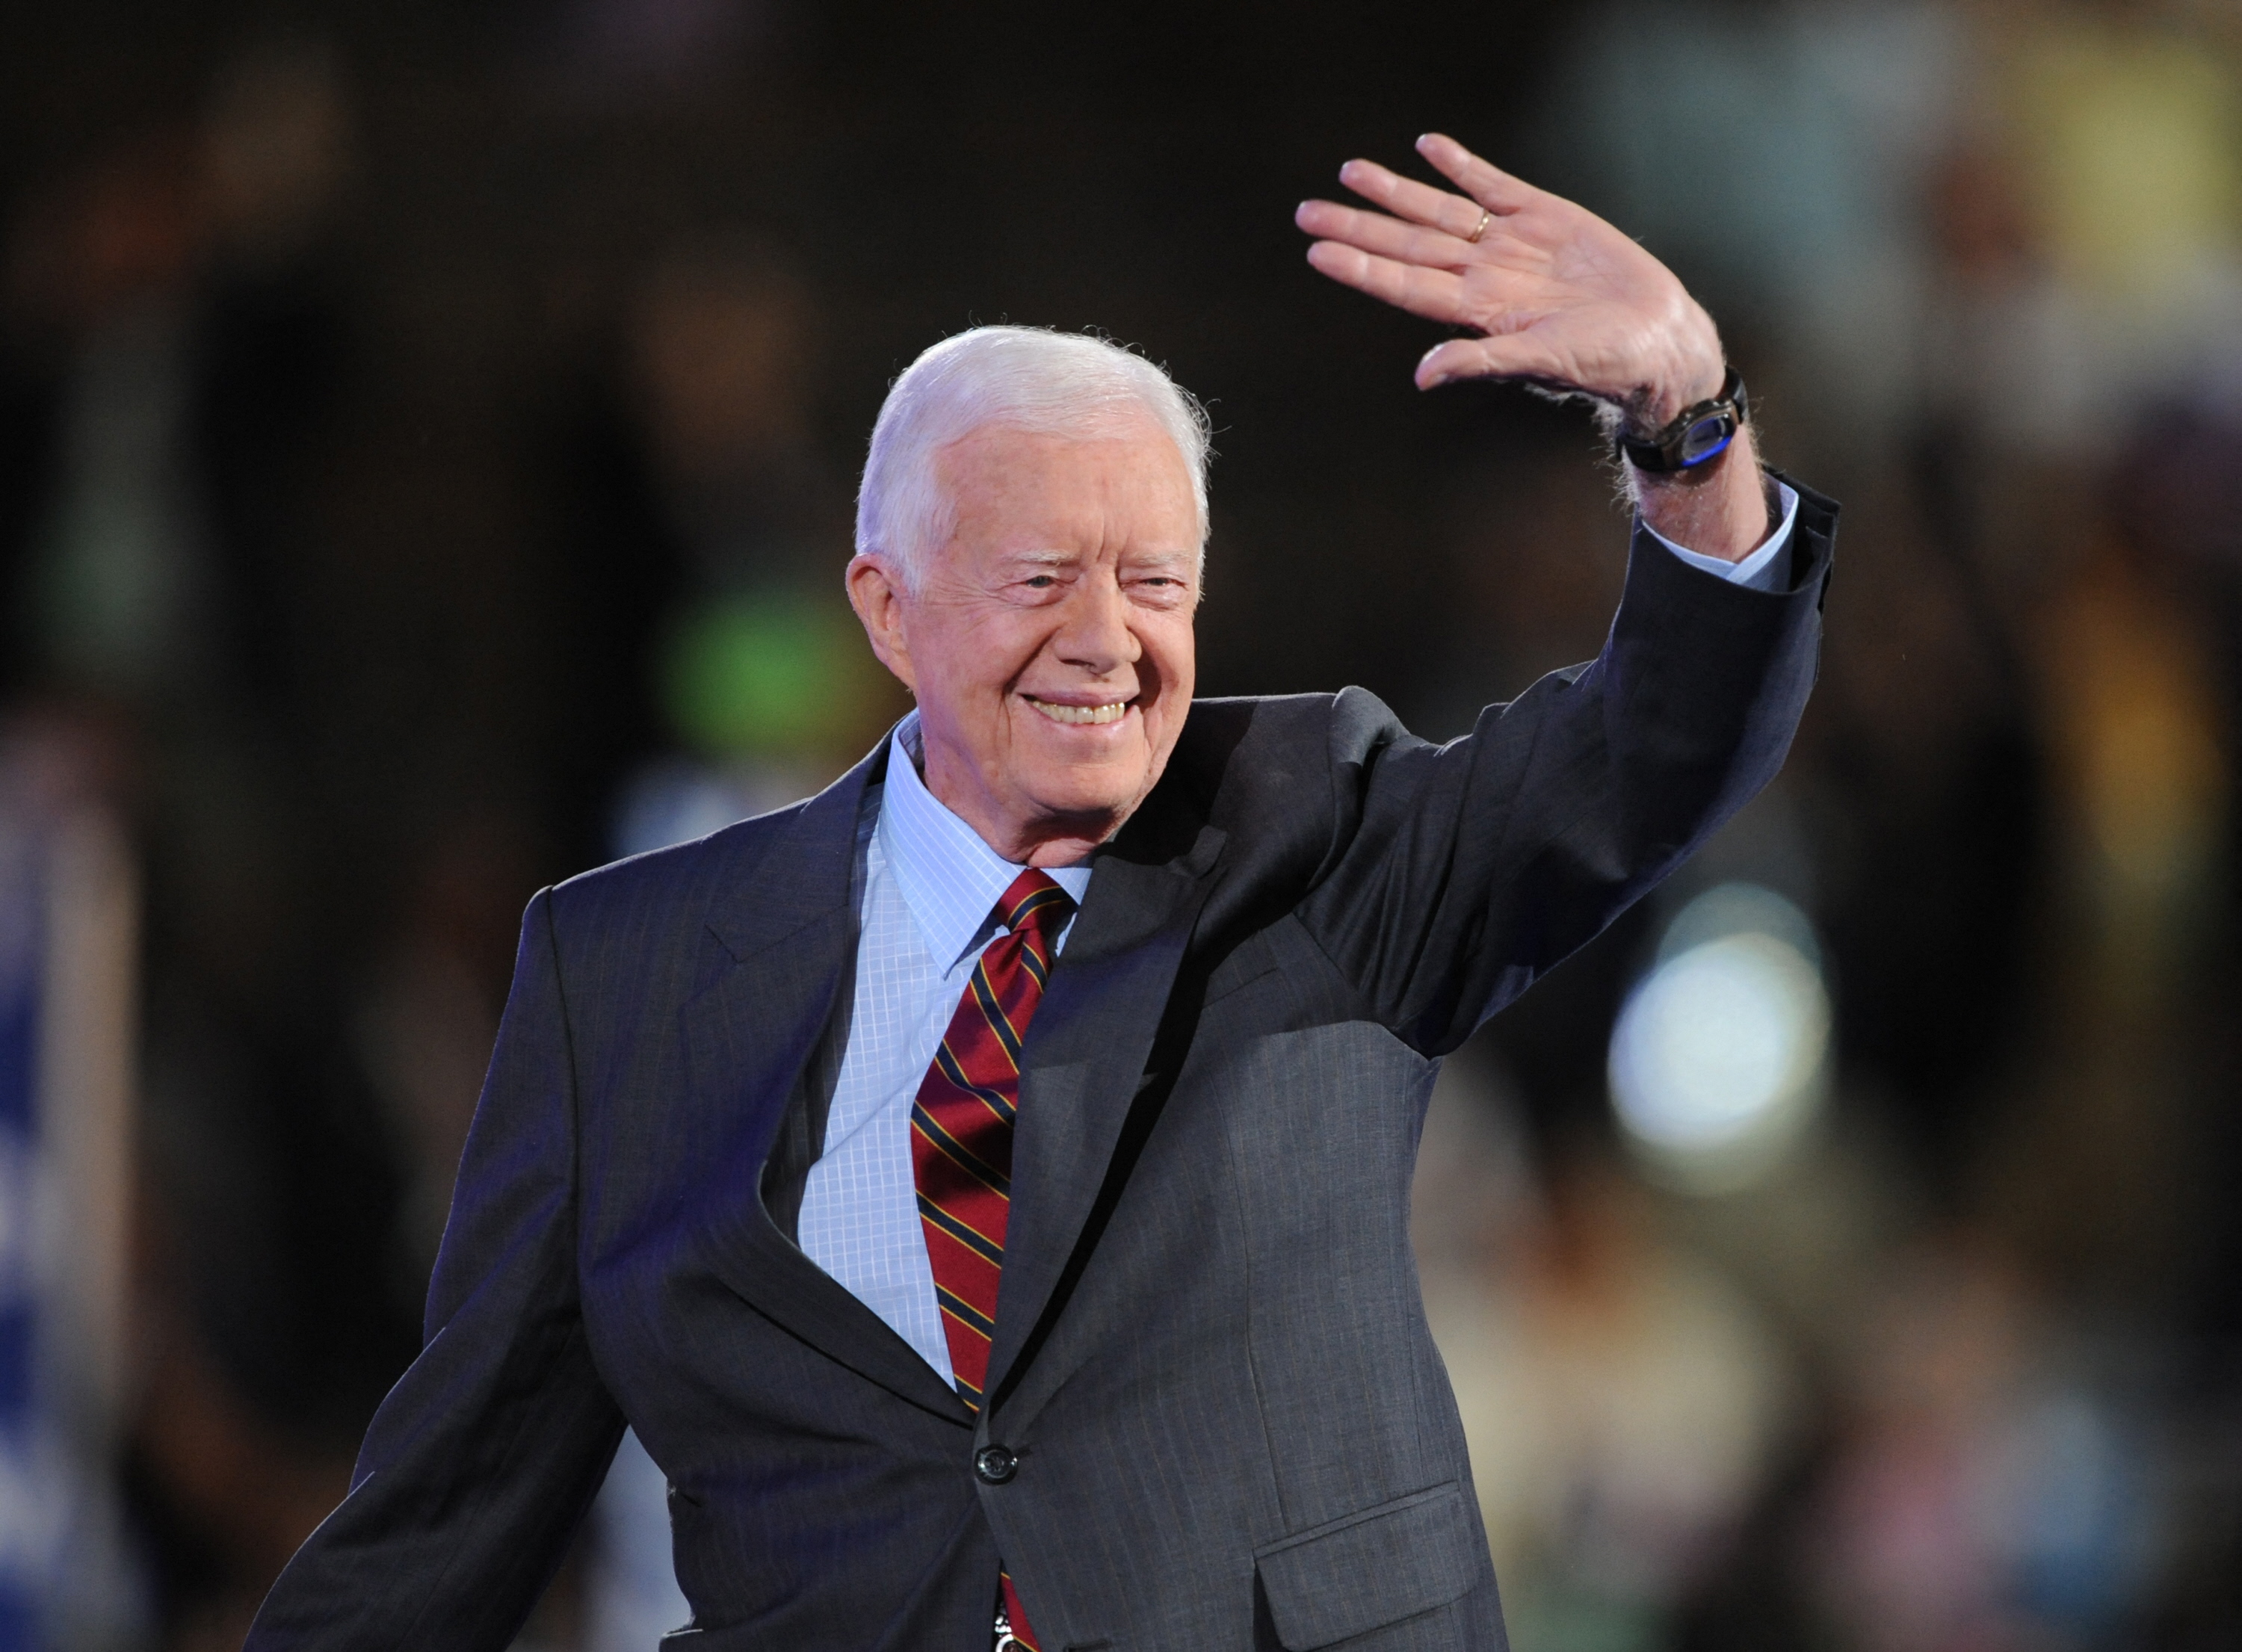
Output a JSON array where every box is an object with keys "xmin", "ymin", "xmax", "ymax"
[{"xmin": 1643, "ymin": 478, "xmax": 1800, "ymax": 593}]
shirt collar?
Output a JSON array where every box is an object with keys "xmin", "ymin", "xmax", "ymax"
[{"xmin": 878, "ymin": 713, "xmax": 1094, "ymax": 974}]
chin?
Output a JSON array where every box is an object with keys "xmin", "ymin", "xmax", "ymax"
[
  {"xmin": 1034, "ymin": 782, "xmax": 1143, "ymax": 825},
  {"xmin": 1023, "ymin": 765, "xmax": 1151, "ymax": 829}
]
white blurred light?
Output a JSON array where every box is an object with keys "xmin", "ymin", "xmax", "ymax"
[{"xmin": 1609, "ymin": 883, "xmax": 1830, "ymax": 1192}]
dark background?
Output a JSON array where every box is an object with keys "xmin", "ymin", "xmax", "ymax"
[{"xmin": 4, "ymin": 1, "xmax": 2241, "ymax": 1648}]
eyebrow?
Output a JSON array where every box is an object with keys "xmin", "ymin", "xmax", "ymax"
[
  {"xmin": 998, "ymin": 547, "xmax": 1198, "ymax": 575},
  {"xmin": 1125, "ymin": 550, "xmax": 1197, "ymax": 574}
]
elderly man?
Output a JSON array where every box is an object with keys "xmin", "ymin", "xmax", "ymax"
[{"xmin": 247, "ymin": 137, "xmax": 1832, "ymax": 1651}]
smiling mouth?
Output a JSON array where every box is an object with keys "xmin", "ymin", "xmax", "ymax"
[{"xmin": 1024, "ymin": 696, "xmax": 1133, "ymax": 726}]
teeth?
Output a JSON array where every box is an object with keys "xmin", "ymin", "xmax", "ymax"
[{"xmin": 1027, "ymin": 698, "xmax": 1130, "ymax": 726}]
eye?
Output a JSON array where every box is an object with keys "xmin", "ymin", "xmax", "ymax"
[
  {"xmin": 1131, "ymin": 574, "xmax": 1189, "ymax": 595},
  {"xmin": 1023, "ymin": 575, "xmax": 1057, "ymax": 589}
]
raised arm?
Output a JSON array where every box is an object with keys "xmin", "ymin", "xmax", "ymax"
[
  {"xmin": 1295, "ymin": 132, "xmax": 1773, "ymax": 561},
  {"xmin": 1296, "ymin": 496, "xmax": 1833, "ymax": 1057},
  {"xmin": 1289, "ymin": 136, "xmax": 1833, "ymax": 1054}
]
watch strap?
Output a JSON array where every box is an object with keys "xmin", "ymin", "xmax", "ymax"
[{"xmin": 1616, "ymin": 367, "xmax": 1748, "ymax": 474}]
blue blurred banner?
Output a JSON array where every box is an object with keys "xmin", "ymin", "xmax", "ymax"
[
  {"xmin": 0, "ymin": 809, "xmax": 40, "ymax": 1648},
  {"xmin": 0, "ymin": 763, "xmax": 144, "ymax": 1651}
]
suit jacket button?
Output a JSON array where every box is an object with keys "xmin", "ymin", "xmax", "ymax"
[{"xmin": 975, "ymin": 1445, "xmax": 1018, "ymax": 1485}]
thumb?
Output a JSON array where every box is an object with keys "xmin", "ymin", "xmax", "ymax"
[{"xmin": 1415, "ymin": 335, "xmax": 1564, "ymax": 392}]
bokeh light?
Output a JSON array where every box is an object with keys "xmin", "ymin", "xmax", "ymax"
[
  {"xmin": 660, "ymin": 592, "xmax": 875, "ymax": 761},
  {"xmin": 1608, "ymin": 882, "xmax": 1829, "ymax": 1192}
]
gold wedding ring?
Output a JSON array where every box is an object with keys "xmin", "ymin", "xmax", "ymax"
[{"xmin": 1466, "ymin": 208, "xmax": 1492, "ymax": 244}]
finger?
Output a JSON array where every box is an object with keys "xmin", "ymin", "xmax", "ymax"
[
  {"xmin": 1295, "ymin": 198, "xmax": 1480, "ymax": 270},
  {"xmin": 1415, "ymin": 333, "xmax": 1566, "ymax": 392},
  {"xmin": 1304, "ymin": 241, "xmax": 1468, "ymax": 326},
  {"xmin": 1335, "ymin": 158, "xmax": 1491, "ymax": 241},
  {"xmin": 1414, "ymin": 133, "xmax": 1537, "ymax": 215}
]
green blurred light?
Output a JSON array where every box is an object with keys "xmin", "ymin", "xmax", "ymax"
[{"xmin": 661, "ymin": 593, "xmax": 869, "ymax": 759}]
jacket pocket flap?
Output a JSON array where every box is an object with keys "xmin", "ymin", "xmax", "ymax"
[{"xmin": 1253, "ymin": 1481, "xmax": 1477, "ymax": 1650}]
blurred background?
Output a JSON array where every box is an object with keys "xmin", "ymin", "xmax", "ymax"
[{"xmin": 2, "ymin": 0, "xmax": 2241, "ymax": 1646}]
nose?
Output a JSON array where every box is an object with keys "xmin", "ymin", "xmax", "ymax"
[{"xmin": 1052, "ymin": 571, "xmax": 1140, "ymax": 678}]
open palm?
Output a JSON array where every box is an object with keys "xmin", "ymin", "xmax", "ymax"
[{"xmin": 1296, "ymin": 133, "xmax": 1723, "ymax": 424}]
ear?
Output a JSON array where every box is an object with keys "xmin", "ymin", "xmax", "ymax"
[{"xmin": 845, "ymin": 553, "xmax": 917, "ymax": 695}]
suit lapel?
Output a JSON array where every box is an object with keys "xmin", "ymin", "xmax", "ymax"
[
  {"xmin": 675, "ymin": 734, "xmax": 1226, "ymax": 1427},
  {"xmin": 986, "ymin": 811, "xmax": 1226, "ymax": 1407},
  {"xmin": 685, "ymin": 742, "xmax": 973, "ymax": 1426}
]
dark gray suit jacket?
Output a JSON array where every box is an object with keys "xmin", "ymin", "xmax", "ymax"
[{"xmin": 245, "ymin": 488, "xmax": 1835, "ymax": 1652}]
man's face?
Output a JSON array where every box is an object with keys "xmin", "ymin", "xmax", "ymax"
[{"xmin": 846, "ymin": 415, "xmax": 1200, "ymax": 866}]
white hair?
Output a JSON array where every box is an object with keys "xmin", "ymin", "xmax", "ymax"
[{"xmin": 853, "ymin": 326, "xmax": 1211, "ymax": 588}]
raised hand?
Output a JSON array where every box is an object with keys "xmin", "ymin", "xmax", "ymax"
[
  {"xmin": 1296, "ymin": 133, "xmax": 1724, "ymax": 430},
  {"xmin": 1297, "ymin": 132, "xmax": 1771, "ymax": 563}
]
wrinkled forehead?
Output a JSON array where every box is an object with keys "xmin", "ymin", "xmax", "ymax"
[{"xmin": 931, "ymin": 415, "xmax": 1202, "ymax": 549}]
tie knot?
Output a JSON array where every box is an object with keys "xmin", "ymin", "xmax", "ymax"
[{"xmin": 995, "ymin": 870, "xmax": 1074, "ymax": 941}]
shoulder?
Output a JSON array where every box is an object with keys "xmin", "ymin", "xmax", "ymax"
[
  {"xmin": 542, "ymin": 801, "xmax": 811, "ymax": 964},
  {"xmin": 1159, "ymin": 688, "xmax": 1415, "ymax": 900},
  {"xmin": 1170, "ymin": 689, "xmax": 1412, "ymax": 820}
]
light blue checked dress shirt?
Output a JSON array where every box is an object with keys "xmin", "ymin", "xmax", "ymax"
[
  {"xmin": 797, "ymin": 715, "xmax": 1093, "ymax": 1388},
  {"xmin": 794, "ymin": 493, "xmax": 1798, "ymax": 1384}
]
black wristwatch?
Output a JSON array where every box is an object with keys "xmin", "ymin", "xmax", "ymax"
[{"xmin": 1615, "ymin": 367, "xmax": 1748, "ymax": 474}]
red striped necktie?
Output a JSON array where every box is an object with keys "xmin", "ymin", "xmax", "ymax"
[{"xmin": 910, "ymin": 869, "xmax": 1075, "ymax": 1652}]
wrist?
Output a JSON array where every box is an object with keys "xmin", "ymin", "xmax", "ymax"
[
  {"xmin": 1614, "ymin": 366, "xmax": 1748, "ymax": 477},
  {"xmin": 1632, "ymin": 427, "xmax": 1773, "ymax": 563},
  {"xmin": 1634, "ymin": 368, "xmax": 1724, "ymax": 433},
  {"xmin": 1624, "ymin": 302, "xmax": 1725, "ymax": 432}
]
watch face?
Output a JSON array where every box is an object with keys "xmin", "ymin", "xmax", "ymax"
[{"xmin": 1679, "ymin": 412, "xmax": 1737, "ymax": 465}]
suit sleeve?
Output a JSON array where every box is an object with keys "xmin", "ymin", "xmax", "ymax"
[
  {"xmin": 1295, "ymin": 480, "xmax": 1835, "ymax": 1057},
  {"xmin": 244, "ymin": 889, "xmax": 627, "ymax": 1651}
]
